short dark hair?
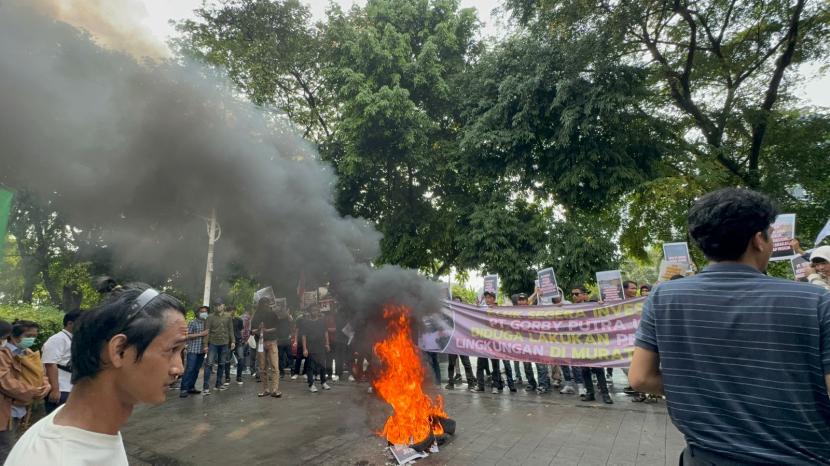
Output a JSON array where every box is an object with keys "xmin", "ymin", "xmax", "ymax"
[
  {"xmin": 572, "ymin": 285, "xmax": 588, "ymax": 294},
  {"xmin": 623, "ymin": 280, "xmax": 637, "ymax": 289},
  {"xmin": 688, "ymin": 188, "xmax": 778, "ymax": 261},
  {"xmin": 670, "ymin": 274, "xmax": 685, "ymax": 280},
  {"xmin": 0, "ymin": 320, "xmax": 11, "ymax": 339},
  {"xmin": 64, "ymin": 309, "xmax": 83, "ymax": 327},
  {"xmin": 11, "ymin": 320, "xmax": 39, "ymax": 338},
  {"xmin": 640, "ymin": 284, "xmax": 652, "ymax": 291},
  {"xmin": 197, "ymin": 305, "xmax": 209, "ymax": 313},
  {"xmin": 71, "ymin": 283, "xmax": 185, "ymax": 384}
]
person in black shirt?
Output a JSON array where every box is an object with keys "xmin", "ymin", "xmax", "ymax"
[
  {"xmin": 251, "ymin": 299, "xmax": 281, "ymax": 398},
  {"xmin": 300, "ymin": 305, "xmax": 330, "ymax": 393},
  {"xmin": 274, "ymin": 313, "xmax": 293, "ymax": 379}
]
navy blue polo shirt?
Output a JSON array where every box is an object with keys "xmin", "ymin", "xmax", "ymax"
[{"xmin": 636, "ymin": 263, "xmax": 830, "ymax": 464}]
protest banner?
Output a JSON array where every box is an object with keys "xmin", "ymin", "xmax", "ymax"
[
  {"xmin": 536, "ymin": 268, "xmax": 560, "ymax": 306},
  {"xmin": 483, "ymin": 275, "xmax": 498, "ymax": 297},
  {"xmin": 274, "ymin": 297, "xmax": 288, "ymax": 313},
  {"xmin": 658, "ymin": 260, "xmax": 689, "ymax": 282},
  {"xmin": 770, "ymin": 213, "xmax": 797, "ymax": 260},
  {"xmin": 791, "ymin": 256, "xmax": 811, "ymax": 282},
  {"xmin": 418, "ymin": 298, "xmax": 646, "ymax": 367},
  {"xmin": 816, "ymin": 218, "xmax": 830, "ymax": 247},
  {"xmin": 596, "ymin": 270, "xmax": 624, "ymax": 303}
]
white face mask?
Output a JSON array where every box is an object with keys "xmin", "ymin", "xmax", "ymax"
[{"xmin": 0, "ymin": 339, "xmax": 6, "ymax": 346}]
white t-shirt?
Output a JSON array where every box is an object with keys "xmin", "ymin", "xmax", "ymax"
[
  {"xmin": 41, "ymin": 330, "xmax": 73, "ymax": 393},
  {"xmin": 4, "ymin": 406, "xmax": 128, "ymax": 466}
]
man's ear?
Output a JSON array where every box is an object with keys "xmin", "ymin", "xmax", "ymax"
[
  {"xmin": 105, "ymin": 334, "xmax": 129, "ymax": 369},
  {"xmin": 749, "ymin": 231, "xmax": 767, "ymax": 252}
]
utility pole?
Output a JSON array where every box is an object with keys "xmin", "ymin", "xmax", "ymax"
[{"xmin": 202, "ymin": 208, "xmax": 221, "ymax": 306}]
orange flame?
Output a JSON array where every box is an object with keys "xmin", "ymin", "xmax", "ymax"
[{"xmin": 373, "ymin": 305, "xmax": 448, "ymax": 445}]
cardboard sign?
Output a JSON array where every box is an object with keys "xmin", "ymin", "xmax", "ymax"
[
  {"xmin": 663, "ymin": 242, "xmax": 692, "ymax": 269},
  {"xmin": 816, "ymin": 218, "xmax": 830, "ymax": 247},
  {"xmin": 596, "ymin": 270, "xmax": 624, "ymax": 303},
  {"xmin": 658, "ymin": 260, "xmax": 689, "ymax": 282},
  {"xmin": 483, "ymin": 275, "xmax": 499, "ymax": 297},
  {"xmin": 770, "ymin": 214, "xmax": 797, "ymax": 260},
  {"xmin": 301, "ymin": 290, "xmax": 318, "ymax": 309},
  {"xmin": 537, "ymin": 268, "xmax": 560, "ymax": 303},
  {"xmin": 253, "ymin": 286, "xmax": 276, "ymax": 305},
  {"xmin": 791, "ymin": 256, "xmax": 811, "ymax": 282}
]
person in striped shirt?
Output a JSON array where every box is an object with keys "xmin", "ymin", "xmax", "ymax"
[{"xmin": 630, "ymin": 188, "xmax": 830, "ymax": 465}]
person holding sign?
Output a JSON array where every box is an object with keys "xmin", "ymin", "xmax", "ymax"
[
  {"xmin": 630, "ymin": 188, "xmax": 830, "ymax": 465},
  {"xmin": 808, "ymin": 246, "xmax": 830, "ymax": 291}
]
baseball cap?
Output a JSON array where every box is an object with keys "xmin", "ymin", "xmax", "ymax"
[{"xmin": 811, "ymin": 245, "xmax": 830, "ymax": 263}]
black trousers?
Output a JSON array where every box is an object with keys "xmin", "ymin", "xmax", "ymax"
[
  {"xmin": 306, "ymin": 352, "xmax": 327, "ymax": 386},
  {"xmin": 277, "ymin": 344, "xmax": 292, "ymax": 375},
  {"xmin": 447, "ymin": 354, "xmax": 474, "ymax": 384},
  {"xmin": 491, "ymin": 359, "xmax": 515, "ymax": 389},
  {"xmin": 476, "ymin": 357, "xmax": 491, "ymax": 388},
  {"xmin": 523, "ymin": 362, "xmax": 538, "ymax": 388},
  {"xmin": 581, "ymin": 367, "xmax": 610, "ymax": 394}
]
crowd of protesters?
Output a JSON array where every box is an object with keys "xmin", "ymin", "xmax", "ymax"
[{"xmin": 0, "ymin": 188, "xmax": 829, "ymax": 464}]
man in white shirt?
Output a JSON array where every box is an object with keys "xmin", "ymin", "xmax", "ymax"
[
  {"xmin": 6, "ymin": 284, "xmax": 187, "ymax": 466},
  {"xmin": 41, "ymin": 309, "xmax": 82, "ymax": 414}
]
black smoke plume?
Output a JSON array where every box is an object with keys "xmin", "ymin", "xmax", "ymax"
[{"xmin": 0, "ymin": 1, "xmax": 441, "ymax": 325}]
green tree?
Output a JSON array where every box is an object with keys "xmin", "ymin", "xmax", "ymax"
[
  {"xmin": 174, "ymin": 0, "xmax": 333, "ymax": 140},
  {"xmin": 322, "ymin": 0, "xmax": 481, "ymax": 275}
]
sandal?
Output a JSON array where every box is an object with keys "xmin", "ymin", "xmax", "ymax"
[
  {"xmin": 271, "ymin": 392, "xmax": 282, "ymax": 398},
  {"xmin": 257, "ymin": 391, "xmax": 270, "ymax": 397},
  {"xmin": 632, "ymin": 393, "xmax": 647, "ymax": 402}
]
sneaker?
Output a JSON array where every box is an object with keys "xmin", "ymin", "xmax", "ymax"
[
  {"xmin": 310, "ymin": 384, "xmax": 319, "ymax": 393},
  {"xmin": 491, "ymin": 387, "xmax": 499, "ymax": 394},
  {"xmin": 348, "ymin": 375, "xmax": 356, "ymax": 382},
  {"xmin": 367, "ymin": 386, "xmax": 373, "ymax": 393},
  {"xmin": 475, "ymin": 387, "xmax": 485, "ymax": 392},
  {"xmin": 445, "ymin": 383, "xmax": 455, "ymax": 390},
  {"xmin": 218, "ymin": 385, "xmax": 228, "ymax": 391},
  {"xmin": 223, "ymin": 382, "xmax": 230, "ymax": 387},
  {"xmin": 552, "ymin": 380, "xmax": 561, "ymax": 389},
  {"xmin": 332, "ymin": 375, "xmax": 340, "ymax": 382},
  {"xmin": 236, "ymin": 379, "xmax": 244, "ymax": 385},
  {"xmin": 322, "ymin": 383, "xmax": 332, "ymax": 390},
  {"xmin": 202, "ymin": 389, "xmax": 211, "ymax": 396},
  {"xmin": 536, "ymin": 387, "xmax": 548, "ymax": 394},
  {"xmin": 577, "ymin": 383, "xmax": 587, "ymax": 396},
  {"xmin": 623, "ymin": 386, "xmax": 638, "ymax": 395},
  {"xmin": 291, "ymin": 375, "xmax": 298, "ymax": 380},
  {"xmin": 602, "ymin": 392, "xmax": 614, "ymax": 404},
  {"xmin": 509, "ymin": 387, "xmax": 517, "ymax": 393},
  {"xmin": 179, "ymin": 392, "xmax": 188, "ymax": 398},
  {"xmin": 524, "ymin": 385, "xmax": 537, "ymax": 392},
  {"xmin": 560, "ymin": 384, "xmax": 576, "ymax": 395},
  {"xmin": 580, "ymin": 393, "xmax": 596, "ymax": 402}
]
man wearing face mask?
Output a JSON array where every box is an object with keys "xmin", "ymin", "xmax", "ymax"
[
  {"xmin": 0, "ymin": 320, "xmax": 50, "ymax": 461},
  {"xmin": 42, "ymin": 309, "xmax": 82, "ymax": 413},
  {"xmin": 179, "ymin": 306, "xmax": 210, "ymax": 398}
]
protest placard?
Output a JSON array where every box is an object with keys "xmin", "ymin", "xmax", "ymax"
[
  {"xmin": 273, "ymin": 297, "xmax": 288, "ymax": 316},
  {"xmin": 658, "ymin": 260, "xmax": 689, "ymax": 282},
  {"xmin": 663, "ymin": 242, "xmax": 692, "ymax": 270},
  {"xmin": 420, "ymin": 298, "xmax": 646, "ymax": 367},
  {"xmin": 253, "ymin": 286, "xmax": 276, "ymax": 305},
  {"xmin": 816, "ymin": 218, "xmax": 830, "ymax": 247},
  {"xmin": 770, "ymin": 213, "xmax": 797, "ymax": 260},
  {"xmin": 596, "ymin": 270, "xmax": 624, "ymax": 303},
  {"xmin": 302, "ymin": 290, "xmax": 318, "ymax": 309},
  {"xmin": 537, "ymin": 268, "xmax": 560, "ymax": 305},
  {"xmin": 791, "ymin": 256, "xmax": 811, "ymax": 282},
  {"xmin": 483, "ymin": 275, "xmax": 498, "ymax": 297}
]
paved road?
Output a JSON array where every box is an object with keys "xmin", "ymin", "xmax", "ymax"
[{"xmin": 122, "ymin": 370, "xmax": 684, "ymax": 465}]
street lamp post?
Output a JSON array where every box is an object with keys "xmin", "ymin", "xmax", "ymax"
[{"xmin": 202, "ymin": 208, "xmax": 222, "ymax": 306}]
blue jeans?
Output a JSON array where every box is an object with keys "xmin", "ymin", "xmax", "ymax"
[
  {"xmin": 205, "ymin": 344, "xmax": 230, "ymax": 389},
  {"xmin": 181, "ymin": 352, "xmax": 205, "ymax": 391},
  {"xmin": 234, "ymin": 340, "xmax": 247, "ymax": 379},
  {"xmin": 562, "ymin": 365, "xmax": 584, "ymax": 384}
]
